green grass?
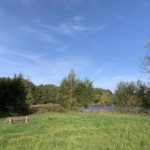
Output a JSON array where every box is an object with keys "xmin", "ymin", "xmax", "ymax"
[{"xmin": 0, "ymin": 112, "xmax": 150, "ymax": 150}]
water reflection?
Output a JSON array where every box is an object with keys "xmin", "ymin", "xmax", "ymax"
[{"xmin": 81, "ymin": 105, "xmax": 114, "ymax": 112}]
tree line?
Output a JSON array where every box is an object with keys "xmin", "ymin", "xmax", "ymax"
[
  {"xmin": 0, "ymin": 71, "xmax": 113, "ymax": 116},
  {"xmin": 0, "ymin": 70, "xmax": 149, "ymax": 116}
]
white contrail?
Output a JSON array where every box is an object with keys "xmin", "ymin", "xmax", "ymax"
[
  {"xmin": 91, "ymin": 16, "xmax": 123, "ymax": 34},
  {"xmin": 38, "ymin": 16, "xmax": 123, "ymax": 58}
]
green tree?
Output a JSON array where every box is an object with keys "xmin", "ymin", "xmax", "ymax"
[
  {"xmin": 32, "ymin": 84, "xmax": 58, "ymax": 104},
  {"xmin": 0, "ymin": 74, "xmax": 29, "ymax": 116},
  {"xmin": 22, "ymin": 78, "xmax": 35, "ymax": 105},
  {"xmin": 142, "ymin": 42, "xmax": 150, "ymax": 75},
  {"xmin": 114, "ymin": 81, "xmax": 139, "ymax": 112},
  {"xmin": 32, "ymin": 85, "xmax": 44, "ymax": 104},
  {"xmin": 59, "ymin": 70, "xmax": 77, "ymax": 108},
  {"xmin": 75, "ymin": 79, "xmax": 94, "ymax": 107},
  {"xmin": 93, "ymin": 88, "xmax": 103, "ymax": 103},
  {"xmin": 137, "ymin": 81, "xmax": 150, "ymax": 113},
  {"xmin": 94, "ymin": 88, "xmax": 113, "ymax": 105}
]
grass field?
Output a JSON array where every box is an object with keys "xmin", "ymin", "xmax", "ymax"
[{"xmin": 0, "ymin": 112, "xmax": 150, "ymax": 150}]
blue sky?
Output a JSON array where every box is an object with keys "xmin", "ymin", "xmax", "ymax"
[{"xmin": 0, "ymin": 0, "xmax": 150, "ymax": 91}]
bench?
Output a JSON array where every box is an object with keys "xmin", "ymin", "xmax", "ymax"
[{"xmin": 6, "ymin": 116, "xmax": 29, "ymax": 124}]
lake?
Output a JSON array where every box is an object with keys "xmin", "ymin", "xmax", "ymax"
[
  {"xmin": 81, "ymin": 105, "xmax": 114, "ymax": 112},
  {"xmin": 81, "ymin": 105, "xmax": 150, "ymax": 113}
]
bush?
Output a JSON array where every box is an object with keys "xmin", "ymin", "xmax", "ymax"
[{"xmin": 30, "ymin": 103, "xmax": 67, "ymax": 114}]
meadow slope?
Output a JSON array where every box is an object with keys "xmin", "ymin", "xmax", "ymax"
[{"xmin": 0, "ymin": 112, "xmax": 150, "ymax": 150}]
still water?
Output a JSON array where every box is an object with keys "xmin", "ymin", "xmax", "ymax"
[
  {"xmin": 81, "ymin": 105, "xmax": 114, "ymax": 112},
  {"xmin": 81, "ymin": 105, "xmax": 150, "ymax": 112}
]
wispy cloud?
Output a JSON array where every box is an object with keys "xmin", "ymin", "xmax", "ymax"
[
  {"xmin": 19, "ymin": 0, "xmax": 33, "ymax": 7},
  {"xmin": 91, "ymin": 17, "xmax": 123, "ymax": 34},
  {"xmin": 58, "ymin": 23, "xmax": 89, "ymax": 37},
  {"xmin": 45, "ymin": 22, "xmax": 90, "ymax": 38},
  {"xmin": 94, "ymin": 75, "xmax": 144, "ymax": 92},
  {"xmin": 1, "ymin": 15, "xmax": 123, "ymax": 86},
  {"xmin": 0, "ymin": 47, "xmax": 90, "ymax": 85},
  {"xmin": 0, "ymin": 46, "xmax": 146, "ymax": 88},
  {"xmin": 93, "ymin": 67, "xmax": 104, "ymax": 76},
  {"xmin": 140, "ymin": 0, "xmax": 150, "ymax": 7},
  {"xmin": 73, "ymin": 15, "xmax": 84, "ymax": 21},
  {"xmin": 38, "ymin": 43, "xmax": 73, "ymax": 58},
  {"xmin": 51, "ymin": 0, "xmax": 86, "ymax": 10},
  {"xmin": 18, "ymin": 15, "xmax": 122, "ymax": 51},
  {"xmin": 36, "ymin": 16, "xmax": 123, "ymax": 57},
  {"xmin": 18, "ymin": 15, "xmax": 90, "ymax": 46},
  {"xmin": 19, "ymin": 25, "xmax": 56, "ymax": 44}
]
